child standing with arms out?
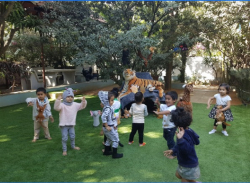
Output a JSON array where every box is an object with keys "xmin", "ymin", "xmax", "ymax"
[
  {"xmin": 207, "ymin": 83, "xmax": 233, "ymax": 136},
  {"xmin": 26, "ymin": 87, "xmax": 54, "ymax": 142},
  {"xmin": 154, "ymin": 91, "xmax": 178, "ymax": 159},
  {"xmin": 54, "ymin": 88, "xmax": 87, "ymax": 156},
  {"xmin": 128, "ymin": 92, "xmax": 148, "ymax": 147},
  {"xmin": 101, "ymin": 88, "xmax": 123, "ymax": 147},
  {"xmin": 165, "ymin": 107, "xmax": 200, "ymax": 182},
  {"xmin": 99, "ymin": 91, "xmax": 123, "ymax": 159}
]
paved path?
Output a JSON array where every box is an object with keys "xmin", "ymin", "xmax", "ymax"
[
  {"xmin": 176, "ymin": 85, "xmax": 242, "ymax": 106},
  {"xmin": 85, "ymin": 84, "xmax": 242, "ymax": 106}
]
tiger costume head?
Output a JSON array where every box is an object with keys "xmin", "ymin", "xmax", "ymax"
[{"xmin": 123, "ymin": 69, "xmax": 136, "ymax": 81}]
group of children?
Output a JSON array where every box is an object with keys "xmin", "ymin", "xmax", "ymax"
[{"xmin": 26, "ymin": 83, "xmax": 234, "ymax": 182}]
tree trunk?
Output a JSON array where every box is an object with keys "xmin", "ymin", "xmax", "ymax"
[
  {"xmin": 0, "ymin": 2, "xmax": 15, "ymax": 25},
  {"xmin": 180, "ymin": 51, "xmax": 188, "ymax": 83},
  {"xmin": 164, "ymin": 53, "xmax": 173, "ymax": 90},
  {"xmin": 40, "ymin": 31, "xmax": 46, "ymax": 88},
  {"xmin": 0, "ymin": 21, "xmax": 18, "ymax": 58},
  {"xmin": 5, "ymin": 75, "xmax": 8, "ymax": 89},
  {"xmin": 11, "ymin": 79, "xmax": 15, "ymax": 92}
]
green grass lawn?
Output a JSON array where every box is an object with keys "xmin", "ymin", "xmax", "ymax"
[{"xmin": 0, "ymin": 96, "xmax": 250, "ymax": 182}]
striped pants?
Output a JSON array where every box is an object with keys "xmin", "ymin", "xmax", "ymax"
[{"xmin": 103, "ymin": 126, "xmax": 119, "ymax": 148}]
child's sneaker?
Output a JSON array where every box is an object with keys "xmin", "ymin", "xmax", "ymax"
[
  {"xmin": 209, "ymin": 129, "xmax": 216, "ymax": 134},
  {"xmin": 128, "ymin": 141, "xmax": 134, "ymax": 145},
  {"xmin": 221, "ymin": 130, "xmax": 229, "ymax": 136},
  {"xmin": 139, "ymin": 142, "xmax": 146, "ymax": 147}
]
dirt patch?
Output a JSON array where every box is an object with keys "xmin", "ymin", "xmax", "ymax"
[{"xmin": 168, "ymin": 85, "xmax": 242, "ymax": 106}]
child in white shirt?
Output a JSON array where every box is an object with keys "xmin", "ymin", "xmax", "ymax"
[
  {"xmin": 128, "ymin": 92, "xmax": 148, "ymax": 147},
  {"xmin": 207, "ymin": 83, "xmax": 233, "ymax": 136},
  {"xmin": 154, "ymin": 91, "xmax": 178, "ymax": 159}
]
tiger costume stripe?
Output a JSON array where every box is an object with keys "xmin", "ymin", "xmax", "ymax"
[{"xmin": 119, "ymin": 69, "xmax": 164, "ymax": 99}]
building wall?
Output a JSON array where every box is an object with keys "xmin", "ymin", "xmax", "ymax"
[{"xmin": 161, "ymin": 56, "xmax": 222, "ymax": 83}]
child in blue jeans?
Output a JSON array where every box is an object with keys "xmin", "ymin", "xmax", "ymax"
[{"xmin": 154, "ymin": 91, "xmax": 178, "ymax": 159}]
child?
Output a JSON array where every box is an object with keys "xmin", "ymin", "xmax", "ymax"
[
  {"xmin": 54, "ymin": 88, "xmax": 87, "ymax": 156},
  {"xmin": 111, "ymin": 87, "xmax": 124, "ymax": 147},
  {"xmin": 26, "ymin": 87, "xmax": 54, "ymax": 142},
  {"xmin": 101, "ymin": 88, "xmax": 123, "ymax": 147},
  {"xmin": 207, "ymin": 83, "xmax": 234, "ymax": 136},
  {"xmin": 99, "ymin": 91, "xmax": 123, "ymax": 159},
  {"xmin": 128, "ymin": 92, "xmax": 148, "ymax": 147},
  {"xmin": 164, "ymin": 107, "xmax": 200, "ymax": 182},
  {"xmin": 154, "ymin": 91, "xmax": 178, "ymax": 159}
]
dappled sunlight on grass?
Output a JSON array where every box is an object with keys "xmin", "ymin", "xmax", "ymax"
[
  {"xmin": 103, "ymin": 176, "xmax": 126, "ymax": 182},
  {"xmin": 0, "ymin": 98, "xmax": 249, "ymax": 182},
  {"xmin": 77, "ymin": 169, "xmax": 96, "ymax": 176},
  {"xmin": 144, "ymin": 131, "xmax": 162, "ymax": 138},
  {"xmin": 76, "ymin": 95, "xmax": 96, "ymax": 99},
  {"xmin": 5, "ymin": 125, "xmax": 18, "ymax": 129},
  {"xmin": 0, "ymin": 135, "xmax": 11, "ymax": 142},
  {"xmin": 81, "ymin": 178, "xmax": 99, "ymax": 182},
  {"xmin": 89, "ymin": 162, "xmax": 103, "ymax": 167},
  {"xmin": 10, "ymin": 108, "xmax": 24, "ymax": 113},
  {"xmin": 86, "ymin": 133, "xmax": 97, "ymax": 137},
  {"xmin": 118, "ymin": 126, "xmax": 131, "ymax": 134}
]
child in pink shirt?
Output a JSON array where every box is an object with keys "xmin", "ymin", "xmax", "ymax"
[{"xmin": 54, "ymin": 88, "xmax": 87, "ymax": 156}]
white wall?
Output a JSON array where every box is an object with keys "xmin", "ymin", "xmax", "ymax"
[{"xmin": 161, "ymin": 57, "xmax": 221, "ymax": 83}]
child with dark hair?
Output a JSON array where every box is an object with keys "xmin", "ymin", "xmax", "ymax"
[
  {"xmin": 165, "ymin": 107, "xmax": 200, "ymax": 182},
  {"xmin": 99, "ymin": 91, "xmax": 123, "ymax": 159},
  {"xmin": 154, "ymin": 91, "xmax": 178, "ymax": 159},
  {"xmin": 128, "ymin": 92, "xmax": 148, "ymax": 146},
  {"xmin": 207, "ymin": 83, "xmax": 233, "ymax": 136},
  {"xmin": 26, "ymin": 87, "xmax": 54, "ymax": 142},
  {"xmin": 101, "ymin": 88, "xmax": 123, "ymax": 147}
]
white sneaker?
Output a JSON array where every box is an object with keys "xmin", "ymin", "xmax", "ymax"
[
  {"xmin": 209, "ymin": 129, "xmax": 216, "ymax": 134},
  {"xmin": 222, "ymin": 130, "xmax": 229, "ymax": 136}
]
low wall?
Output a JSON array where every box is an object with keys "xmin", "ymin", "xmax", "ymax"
[{"xmin": 0, "ymin": 79, "xmax": 115, "ymax": 108}]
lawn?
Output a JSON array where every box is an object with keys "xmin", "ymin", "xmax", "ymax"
[{"xmin": 0, "ymin": 96, "xmax": 249, "ymax": 182}]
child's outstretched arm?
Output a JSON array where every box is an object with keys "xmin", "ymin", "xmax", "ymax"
[
  {"xmin": 176, "ymin": 127, "xmax": 199, "ymax": 154},
  {"xmin": 54, "ymin": 95, "xmax": 62, "ymax": 111},
  {"xmin": 207, "ymin": 96, "xmax": 215, "ymax": 109},
  {"xmin": 153, "ymin": 110, "xmax": 171, "ymax": 115},
  {"xmin": 164, "ymin": 149, "xmax": 173, "ymax": 157},
  {"xmin": 26, "ymin": 98, "xmax": 36, "ymax": 107},
  {"xmin": 155, "ymin": 97, "xmax": 161, "ymax": 108},
  {"xmin": 80, "ymin": 96, "xmax": 87, "ymax": 109},
  {"xmin": 219, "ymin": 100, "xmax": 231, "ymax": 112}
]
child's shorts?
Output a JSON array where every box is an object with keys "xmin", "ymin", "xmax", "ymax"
[{"xmin": 177, "ymin": 165, "xmax": 200, "ymax": 180}]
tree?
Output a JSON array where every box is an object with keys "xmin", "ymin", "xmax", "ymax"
[
  {"xmin": 0, "ymin": 61, "xmax": 27, "ymax": 91},
  {"xmin": 72, "ymin": 24, "xmax": 158, "ymax": 85},
  {"xmin": 199, "ymin": 1, "xmax": 250, "ymax": 84},
  {"xmin": 0, "ymin": 2, "xmax": 39, "ymax": 58}
]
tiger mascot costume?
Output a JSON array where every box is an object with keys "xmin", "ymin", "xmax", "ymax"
[{"xmin": 119, "ymin": 69, "xmax": 164, "ymax": 99}]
